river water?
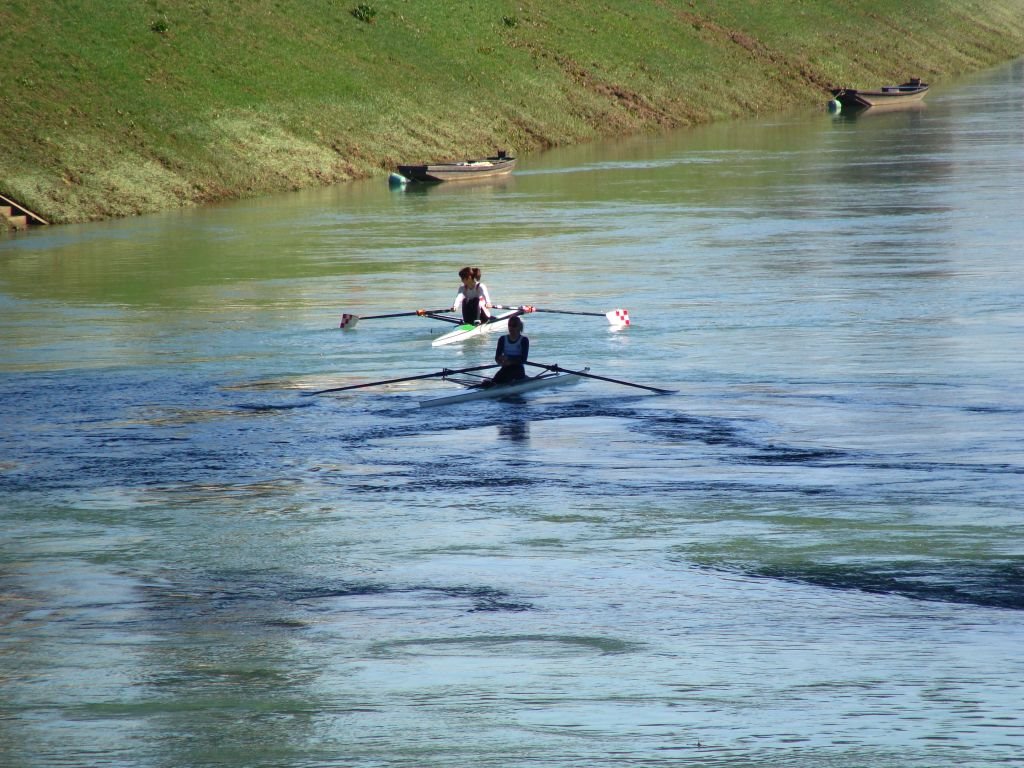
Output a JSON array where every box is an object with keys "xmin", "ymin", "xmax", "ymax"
[{"xmin": 2, "ymin": 61, "xmax": 1022, "ymax": 767}]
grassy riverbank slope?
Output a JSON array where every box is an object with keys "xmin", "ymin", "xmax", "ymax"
[{"xmin": 4, "ymin": 0, "xmax": 1024, "ymax": 224}]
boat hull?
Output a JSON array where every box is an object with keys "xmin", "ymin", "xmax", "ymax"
[
  {"xmin": 396, "ymin": 156, "xmax": 516, "ymax": 183},
  {"xmin": 420, "ymin": 370, "xmax": 585, "ymax": 407},
  {"xmin": 431, "ymin": 310, "xmax": 517, "ymax": 347},
  {"xmin": 831, "ymin": 80, "xmax": 928, "ymax": 109}
]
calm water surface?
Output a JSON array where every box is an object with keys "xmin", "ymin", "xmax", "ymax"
[{"xmin": 2, "ymin": 61, "xmax": 1023, "ymax": 767}]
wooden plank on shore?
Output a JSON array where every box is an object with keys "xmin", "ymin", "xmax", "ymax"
[{"xmin": 0, "ymin": 193, "xmax": 49, "ymax": 225}]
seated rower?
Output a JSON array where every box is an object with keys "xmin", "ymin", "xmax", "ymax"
[
  {"xmin": 489, "ymin": 315, "xmax": 529, "ymax": 386},
  {"xmin": 452, "ymin": 266, "xmax": 492, "ymax": 325}
]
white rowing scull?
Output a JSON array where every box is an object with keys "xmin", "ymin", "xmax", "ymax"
[
  {"xmin": 429, "ymin": 309, "xmax": 521, "ymax": 347},
  {"xmin": 419, "ymin": 368, "xmax": 587, "ymax": 407}
]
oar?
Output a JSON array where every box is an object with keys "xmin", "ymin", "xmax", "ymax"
[
  {"xmin": 340, "ymin": 307, "xmax": 452, "ymax": 329},
  {"xmin": 490, "ymin": 304, "xmax": 630, "ymax": 327},
  {"xmin": 423, "ymin": 313, "xmax": 463, "ymax": 325},
  {"xmin": 525, "ymin": 361, "xmax": 675, "ymax": 394},
  {"xmin": 307, "ymin": 363, "xmax": 500, "ymax": 395}
]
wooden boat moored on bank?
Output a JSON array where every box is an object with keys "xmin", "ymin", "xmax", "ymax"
[
  {"xmin": 395, "ymin": 151, "xmax": 516, "ymax": 183},
  {"xmin": 830, "ymin": 78, "xmax": 929, "ymax": 110}
]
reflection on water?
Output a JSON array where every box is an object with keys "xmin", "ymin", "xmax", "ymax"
[
  {"xmin": 498, "ymin": 416, "xmax": 531, "ymax": 443},
  {"xmin": 2, "ymin": 60, "xmax": 1024, "ymax": 768},
  {"xmin": 831, "ymin": 100, "xmax": 929, "ymax": 120},
  {"xmin": 395, "ymin": 175, "xmax": 516, "ymax": 197}
]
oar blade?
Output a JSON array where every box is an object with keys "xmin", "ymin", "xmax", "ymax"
[
  {"xmin": 340, "ymin": 313, "xmax": 360, "ymax": 329},
  {"xmin": 606, "ymin": 309, "xmax": 630, "ymax": 327}
]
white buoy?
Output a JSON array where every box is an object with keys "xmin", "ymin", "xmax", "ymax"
[
  {"xmin": 827, "ymin": 99, "xmax": 842, "ymax": 114},
  {"xmin": 388, "ymin": 172, "xmax": 410, "ymax": 187}
]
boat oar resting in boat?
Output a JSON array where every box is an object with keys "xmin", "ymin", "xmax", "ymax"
[{"xmin": 306, "ymin": 361, "xmax": 674, "ymax": 405}]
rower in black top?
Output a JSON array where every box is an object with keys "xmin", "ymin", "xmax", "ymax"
[{"xmin": 489, "ymin": 315, "xmax": 529, "ymax": 386}]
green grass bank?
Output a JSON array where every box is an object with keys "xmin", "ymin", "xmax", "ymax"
[{"xmin": 3, "ymin": 0, "xmax": 1024, "ymax": 224}]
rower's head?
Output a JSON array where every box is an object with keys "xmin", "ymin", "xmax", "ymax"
[
  {"xmin": 459, "ymin": 266, "xmax": 482, "ymax": 284},
  {"xmin": 508, "ymin": 316, "xmax": 523, "ymax": 334}
]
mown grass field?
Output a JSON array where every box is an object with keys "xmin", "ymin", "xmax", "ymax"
[{"xmin": 3, "ymin": 0, "xmax": 1024, "ymax": 224}]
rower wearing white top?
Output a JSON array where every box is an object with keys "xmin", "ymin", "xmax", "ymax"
[
  {"xmin": 488, "ymin": 315, "xmax": 529, "ymax": 386},
  {"xmin": 452, "ymin": 266, "xmax": 492, "ymax": 325}
]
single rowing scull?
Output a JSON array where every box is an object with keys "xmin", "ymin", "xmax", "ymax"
[
  {"xmin": 419, "ymin": 368, "xmax": 587, "ymax": 407},
  {"xmin": 429, "ymin": 309, "xmax": 520, "ymax": 347}
]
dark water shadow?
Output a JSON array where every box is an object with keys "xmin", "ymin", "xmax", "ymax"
[
  {"xmin": 138, "ymin": 571, "xmax": 535, "ymax": 630},
  {"xmin": 705, "ymin": 560, "xmax": 1024, "ymax": 611}
]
